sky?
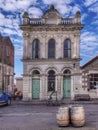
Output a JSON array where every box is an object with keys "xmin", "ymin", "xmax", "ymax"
[{"xmin": 0, "ymin": 0, "xmax": 98, "ymax": 78}]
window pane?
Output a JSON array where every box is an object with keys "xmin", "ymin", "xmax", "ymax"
[
  {"xmin": 48, "ymin": 39, "xmax": 55, "ymax": 58},
  {"xmin": 89, "ymin": 73, "xmax": 98, "ymax": 89},
  {"xmin": 64, "ymin": 39, "xmax": 71, "ymax": 58},
  {"xmin": 64, "ymin": 51, "xmax": 68, "ymax": 58},
  {"xmin": 32, "ymin": 39, "xmax": 39, "ymax": 59}
]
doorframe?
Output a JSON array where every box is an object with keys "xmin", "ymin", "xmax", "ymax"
[
  {"xmin": 63, "ymin": 76, "xmax": 71, "ymax": 98},
  {"xmin": 32, "ymin": 77, "xmax": 40, "ymax": 99}
]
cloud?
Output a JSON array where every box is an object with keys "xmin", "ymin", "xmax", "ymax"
[
  {"xmin": 28, "ymin": 7, "xmax": 43, "ymax": 18},
  {"xmin": 80, "ymin": 31, "xmax": 98, "ymax": 57},
  {"xmin": 89, "ymin": 4, "xmax": 98, "ymax": 13},
  {"xmin": 80, "ymin": 31, "xmax": 98, "ymax": 65},
  {"xmin": 81, "ymin": 13, "xmax": 88, "ymax": 23},
  {"xmin": 42, "ymin": 0, "xmax": 73, "ymax": 16},
  {"xmin": 42, "ymin": 0, "xmax": 73, "ymax": 5},
  {"xmin": 0, "ymin": 0, "xmax": 37, "ymax": 12},
  {"xmin": 84, "ymin": 0, "xmax": 98, "ymax": 7}
]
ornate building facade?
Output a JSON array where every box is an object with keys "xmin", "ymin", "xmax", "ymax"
[
  {"xmin": 0, "ymin": 34, "xmax": 14, "ymax": 92},
  {"xmin": 20, "ymin": 5, "xmax": 84, "ymax": 100}
]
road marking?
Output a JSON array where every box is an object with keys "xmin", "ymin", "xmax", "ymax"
[{"xmin": 0, "ymin": 112, "xmax": 53, "ymax": 117}]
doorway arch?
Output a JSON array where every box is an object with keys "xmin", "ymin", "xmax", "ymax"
[
  {"xmin": 32, "ymin": 70, "xmax": 40, "ymax": 99},
  {"xmin": 63, "ymin": 69, "xmax": 71, "ymax": 98}
]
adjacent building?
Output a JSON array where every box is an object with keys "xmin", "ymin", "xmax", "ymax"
[
  {"xmin": 20, "ymin": 5, "xmax": 84, "ymax": 100},
  {"xmin": 81, "ymin": 56, "xmax": 98, "ymax": 98},
  {"xmin": 0, "ymin": 34, "xmax": 14, "ymax": 92},
  {"xmin": 16, "ymin": 77, "xmax": 23, "ymax": 92}
]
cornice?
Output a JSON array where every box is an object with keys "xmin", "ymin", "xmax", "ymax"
[
  {"xmin": 20, "ymin": 24, "xmax": 84, "ymax": 31},
  {"xmin": 21, "ymin": 58, "xmax": 81, "ymax": 62}
]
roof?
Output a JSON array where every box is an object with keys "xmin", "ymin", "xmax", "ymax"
[{"xmin": 81, "ymin": 55, "xmax": 98, "ymax": 69}]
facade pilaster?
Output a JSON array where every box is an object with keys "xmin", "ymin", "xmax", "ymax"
[{"xmin": 23, "ymin": 76, "xmax": 30, "ymax": 100}]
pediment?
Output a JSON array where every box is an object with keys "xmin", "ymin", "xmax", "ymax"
[{"xmin": 42, "ymin": 5, "xmax": 61, "ymax": 24}]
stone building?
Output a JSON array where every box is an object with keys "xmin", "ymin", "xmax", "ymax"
[
  {"xmin": 81, "ymin": 56, "xmax": 98, "ymax": 99},
  {"xmin": 0, "ymin": 34, "xmax": 14, "ymax": 92},
  {"xmin": 16, "ymin": 77, "xmax": 23, "ymax": 92},
  {"xmin": 20, "ymin": 5, "xmax": 84, "ymax": 100}
]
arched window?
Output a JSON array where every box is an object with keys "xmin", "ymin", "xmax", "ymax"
[
  {"xmin": 32, "ymin": 39, "xmax": 40, "ymax": 59},
  {"xmin": 64, "ymin": 39, "xmax": 71, "ymax": 58},
  {"xmin": 63, "ymin": 69, "xmax": 71, "ymax": 75},
  {"xmin": 32, "ymin": 70, "xmax": 40, "ymax": 75},
  {"xmin": 48, "ymin": 39, "xmax": 55, "ymax": 59},
  {"xmin": 48, "ymin": 70, "xmax": 55, "ymax": 92}
]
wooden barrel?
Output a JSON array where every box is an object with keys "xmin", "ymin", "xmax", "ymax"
[
  {"xmin": 70, "ymin": 106, "xmax": 85, "ymax": 127},
  {"xmin": 56, "ymin": 107, "xmax": 69, "ymax": 126}
]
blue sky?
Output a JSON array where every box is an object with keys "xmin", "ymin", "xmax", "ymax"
[{"xmin": 0, "ymin": 0, "xmax": 98, "ymax": 78}]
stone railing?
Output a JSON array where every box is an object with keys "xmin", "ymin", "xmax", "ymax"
[
  {"xmin": 61, "ymin": 18, "xmax": 75, "ymax": 24},
  {"xmin": 30, "ymin": 18, "xmax": 43, "ymax": 25},
  {"xmin": 27, "ymin": 17, "xmax": 80, "ymax": 25}
]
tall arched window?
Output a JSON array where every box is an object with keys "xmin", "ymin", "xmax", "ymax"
[
  {"xmin": 48, "ymin": 70, "xmax": 55, "ymax": 92},
  {"xmin": 32, "ymin": 39, "xmax": 40, "ymax": 59},
  {"xmin": 64, "ymin": 39, "xmax": 71, "ymax": 58},
  {"xmin": 48, "ymin": 39, "xmax": 55, "ymax": 59}
]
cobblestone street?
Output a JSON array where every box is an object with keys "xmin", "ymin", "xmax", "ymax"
[{"xmin": 0, "ymin": 101, "xmax": 98, "ymax": 130}]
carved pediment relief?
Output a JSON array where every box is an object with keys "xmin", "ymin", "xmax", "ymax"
[{"xmin": 42, "ymin": 5, "xmax": 61, "ymax": 24}]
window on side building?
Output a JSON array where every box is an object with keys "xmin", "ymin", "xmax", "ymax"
[
  {"xmin": 32, "ymin": 39, "xmax": 40, "ymax": 59},
  {"xmin": 89, "ymin": 74, "xmax": 98, "ymax": 89},
  {"xmin": 64, "ymin": 39, "xmax": 71, "ymax": 58},
  {"xmin": 48, "ymin": 39, "xmax": 55, "ymax": 59}
]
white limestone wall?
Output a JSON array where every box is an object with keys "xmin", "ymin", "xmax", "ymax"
[
  {"xmin": 27, "ymin": 30, "xmax": 81, "ymax": 59},
  {"xmin": 22, "ymin": 60, "xmax": 81, "ymax": 100},
  {"xmin": 23, "ymin": 76, "xmax": 31, "ymax": 100},
  {"xmin": 22, "ymin": 28, "xmax": 81, "ymax": 100}
]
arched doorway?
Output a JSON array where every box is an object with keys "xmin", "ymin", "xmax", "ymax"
[
  {"xmin": 48, "ymin": 70, "xmax": 55, "ymax": 92},
  {"xmin": 32, "ymin": 70, "xmax": 40, "ymax": 99},
  {"xmin": 63, "ymin": 69, "xmax": 71, "ymax": 98}
]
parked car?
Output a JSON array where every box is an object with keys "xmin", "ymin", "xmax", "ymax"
[{"xmin": 0, "ymin": 92, "xmax": 11, "ymax": 106}]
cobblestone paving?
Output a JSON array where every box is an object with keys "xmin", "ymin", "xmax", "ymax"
[{"xmin": 0, "ymin": 101, "xmax": 98, "ymax": 130}]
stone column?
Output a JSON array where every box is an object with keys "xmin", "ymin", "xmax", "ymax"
[
  {"xmin": 23, "ymin": 76, "xmax": 30, "ymax": 101},
  {"xmin": 44, "ymin": 75, "xmax": 48, "ymax": 99},
  {"xmin": 74, "ymin": 34, "xmax": 80, "ymax": 58},
  {"xmin": 28, "ymin": 76, "xmax": 32, "ymax": 99},
  {"xmin": 60, "ymin": 75, "xmax": 63, "ymax": 98},
  {"xmin": 73, "ymin": 35, "xmax": 77, "ymax": 58},
  {"xmin": 41, "ymin": 33, "xmax": 47, "ymax": 58},
  {"xmin": 56, "ymin": 35, "xmax": 62, "ymax": 59},
  {"xmin": 23, "ymin": 34, "xmax": 30, "ymax": 59},
  {"xmin": 76, "ymin": 34, "xmax": 80, "ymax": 58},
  {"xmin": 40, "ymin": 76, "xmax": 43, "ymax": 100},
  {"xmin": 56, "ymin": 75, "xmax": 62, "ymax": 100}
]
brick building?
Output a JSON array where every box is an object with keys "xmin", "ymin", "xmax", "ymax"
[{"xmin": 0, "ymin": 34, "xmax": 14, "ymax": 92}]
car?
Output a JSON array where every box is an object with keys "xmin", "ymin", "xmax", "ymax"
[{"xmin": 0, "ymin": 92, "xmax": 11, "ymax": 106}]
